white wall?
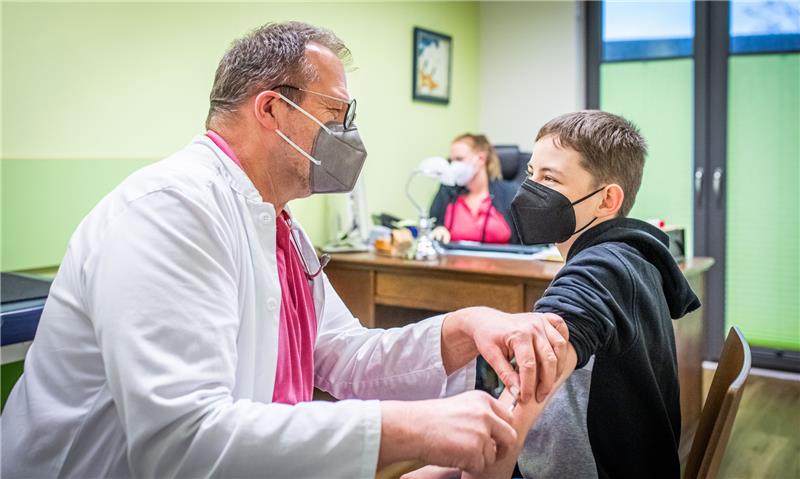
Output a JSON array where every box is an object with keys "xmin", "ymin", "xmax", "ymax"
[{"xmin": 479, "ymin": 1, "xmax": 585, "ymax": 151}]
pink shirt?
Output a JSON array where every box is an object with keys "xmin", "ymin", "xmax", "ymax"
[
  {"xmin": 272, "ymin": 211, "xmax": 318, "ymax": 404},
  {"xmin": 444, "ymin": 194, "xmax": 512, "ymax": 244},
  {"xmin": 206, "ymin": 130, "xmax": 242, "ymax": 169},
  {"xmin": 207, "ymin": 130, "xmax": 317, "ymax": 405}
]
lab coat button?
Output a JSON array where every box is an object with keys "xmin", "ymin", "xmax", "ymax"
[
  {"xmin": 259, "ymin": 213, "xmax": 273, "ymax": 224},
  {"xmin": 267, "ymin": 298, "xmax": 279, "ymax": 311}
]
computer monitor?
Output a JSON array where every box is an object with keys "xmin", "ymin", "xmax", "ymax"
[{"xmin": 323, "ymin": 175, "xmax": 371, "ymax": 253}]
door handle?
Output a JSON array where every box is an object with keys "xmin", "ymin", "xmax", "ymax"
[
  {"xmin": 695, "ymin": 167, "xmax": 704, "ymax": 205},
  {"xmin": 712, "ymin": 167, "xmax": 724, "ymax": 204}
]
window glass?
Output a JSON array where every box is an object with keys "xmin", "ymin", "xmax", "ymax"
[
  {"xmin": 730, "ymin": 0, "xmax": 800, "ymax": 54},
  {"xmin": 602, "ymin": 1, "xmax": 694, "ymax": 61}
]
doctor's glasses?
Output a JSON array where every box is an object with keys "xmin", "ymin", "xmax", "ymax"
[{"xmin": 271, "ymin": 84, "xmax": 357, "ymax": 130}]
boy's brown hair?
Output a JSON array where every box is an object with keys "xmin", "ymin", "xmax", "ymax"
[{"xmin": 536, "ymin": 110, "xmax": 647, "ymax": 217}]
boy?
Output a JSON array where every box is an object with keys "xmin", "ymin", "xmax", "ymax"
[
  {"xmin": 403, "ymin": 111, "xmax": 699, "ymax": 479},
  {"xmin": 497, "ymin": 110, "xmax": 699, "ymax": 479}
]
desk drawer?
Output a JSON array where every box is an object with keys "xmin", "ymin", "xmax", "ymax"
[{"xmin": 375, "ymin": 272, "xmax": 524, "ymax": 312}]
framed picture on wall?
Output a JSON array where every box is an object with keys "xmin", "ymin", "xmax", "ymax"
[{"xmin": 413, "ymin": 27, "xmax": 452, "ymax": 104}]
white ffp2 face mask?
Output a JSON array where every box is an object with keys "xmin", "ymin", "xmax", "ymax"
[{"xmin": 450, "ymin": 160, "xmax": 476, "ymax": 187}]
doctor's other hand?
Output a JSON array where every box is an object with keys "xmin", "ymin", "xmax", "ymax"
[
  {"xmin": 431, "ymin": 226, "xmax": 451, "ymax": 244},
  {"xmin": 442, "ymin": 307, "xmax": 569, "ymax": 403},
  {"xmin": 379, "ymin": 390, "xmax": 516, "ymax": 475}
]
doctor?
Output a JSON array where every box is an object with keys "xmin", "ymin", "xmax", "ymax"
[{"xmin": 2, "ymin": 22, "xmax": 568, "ymax": 478}]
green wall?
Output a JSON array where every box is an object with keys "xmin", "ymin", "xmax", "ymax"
[
  {"xmin": 2, "ymin": 159, "xmax": 153, "ymax": 271},
  {"xmin": 600, "ymin": 59, "xmax": 695, "ymax": 257},
  {"xmin": 1, "ymin": 1, "xmax": 480, "ymax": 271},
  {"xmin": 726, "ymin": 53, "xmax": 800, "ymax": 350}
]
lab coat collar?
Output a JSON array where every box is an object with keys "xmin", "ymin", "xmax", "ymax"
[
  {"xmin": 194, "ymin": 135, "xmax": 308, "ymax": 228},
  {"xmin": 194, "ymin": 135, "xmax": 326, "ymax": 315},
  {"xmin": 194, "ymin": 135, "xmax": 263, "ymax": 204}
]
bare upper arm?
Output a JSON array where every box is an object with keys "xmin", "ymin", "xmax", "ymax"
[{"xmin": 463, "ymin": 344, "xmax": 578, "ymax": 479}]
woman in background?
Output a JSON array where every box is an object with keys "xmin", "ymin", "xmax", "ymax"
[{"xmin": 429, "ymin": 134, "xmax": 518, "ymax": 244}]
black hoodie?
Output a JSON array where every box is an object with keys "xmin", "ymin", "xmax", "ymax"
[{"xmin": 520, "ymin": 217, "xmax": 700, "ymax": 479}]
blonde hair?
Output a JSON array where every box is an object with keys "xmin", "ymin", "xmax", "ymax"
[{"xmin": 452, "ymin": 133, "xmax": 502, "ymax": 181}]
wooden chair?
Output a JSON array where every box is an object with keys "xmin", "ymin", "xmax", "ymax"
[{"xmin": 684, "ymin": 326, "xmax": 751, "ymax": 479}]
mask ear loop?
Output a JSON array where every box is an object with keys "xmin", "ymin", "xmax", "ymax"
[
  {"xmin": 275, "ymin": 129, "xmax": 321, "ymax": 166},
  {"xmin": 570, "ymin": 185, "xmax": 607, "ymax": 206},
  {"xmin": 571, "ymin": 217, "xmax": 599, "ymax": 236},
  {"xmin": 273, "ymin": 91, "xmax": 332, "ymax": 166},
  {"xmin": 276, "ymin": 93, "xmax": 332, "ymax": 135},
  {"xmin": 569, "ymin": 185, "xmax": 607, "ymax": 236}
]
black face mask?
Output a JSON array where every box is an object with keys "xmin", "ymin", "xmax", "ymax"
[{"xmin": 510, "ymin": 179, "xmax": 605, "ymax": 245}]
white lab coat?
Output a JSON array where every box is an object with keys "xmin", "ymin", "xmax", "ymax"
[{"xmin": 1, "ymin": 136, "xmax": 475, "ymax": 479}]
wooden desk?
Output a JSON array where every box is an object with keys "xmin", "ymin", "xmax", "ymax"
[{"xmin": 326, "ymin": 252, "xmax": 714, "ymax": 462}]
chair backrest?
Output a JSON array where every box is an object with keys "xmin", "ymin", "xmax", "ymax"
[
  {"xmin": 684, "ymin": 326, "xmax": 751, "ymax": 479},
  {"xmin": 494, "ymin": 144, "xmax": 530, "ymax": 185}
]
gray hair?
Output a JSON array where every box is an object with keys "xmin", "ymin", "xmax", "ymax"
[{"xmin": 206, "ymin": 22, "xmax": 351, "ymax": 128}]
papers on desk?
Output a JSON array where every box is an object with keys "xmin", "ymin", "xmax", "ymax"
[
  {"xmin": 440, "ymin": 243, "xmax": 564, "ymax": 262},
  {"xmin": 440, "ymin": 248, "xmax": 534, "ymax": 260},
  {"xmin": 529, "ymin": 245, "xmax": 564, "ymax": 262}
]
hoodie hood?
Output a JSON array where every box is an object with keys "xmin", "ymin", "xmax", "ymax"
[{"xmin": 568, "ymin": 217, "xmax": 701, "ymax": 319}]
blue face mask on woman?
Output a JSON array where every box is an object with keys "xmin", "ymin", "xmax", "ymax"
[
  {"xmin": 510, "ymin": 179, "xmax": 605, "ymax": 245},
  {"xmin": 274, "ymin": 93, "xmax": 368, "ymax": 194}
]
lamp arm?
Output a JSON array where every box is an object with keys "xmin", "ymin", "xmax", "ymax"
[{"xmin": 405, "ymin": 170, "xmax": 428, "ymax": 218}]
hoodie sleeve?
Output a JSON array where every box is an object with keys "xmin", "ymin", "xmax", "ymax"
[{"xmin": 534, "ymin": 246, "xmax": 639, "ymax": 369}]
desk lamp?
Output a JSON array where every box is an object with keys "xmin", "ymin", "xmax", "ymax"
[{"xmin": 405, "ymin": 156, "xmax": 457, "ymax": 261}]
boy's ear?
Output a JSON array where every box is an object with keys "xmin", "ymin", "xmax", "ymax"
[{"xmin": 598, "ymin": 184, "xmax": 625, "ymax": 217}]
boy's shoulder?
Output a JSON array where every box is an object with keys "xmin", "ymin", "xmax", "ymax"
[
  {"xmin": 563, "ymin": 218, "xmax": 674, "ymax": 279},
  {"xmin": 559, "ymin": 241, "xmax": 641, "ymax": 292},
  {"xmin": 559, "ymin": 227, "xmax": 673, "ymax": 303},
  {"xmin": 558, "ymin": 217, "xmax": 699, "ymax": 320},
  {"xmin": 569, "ymin": 239, "xmax": 650, "ymax": 269}
]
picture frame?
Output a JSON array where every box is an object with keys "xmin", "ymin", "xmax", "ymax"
[{"xmin": 412, "ymin": 27, "xmax": 452, "ymax": 104}]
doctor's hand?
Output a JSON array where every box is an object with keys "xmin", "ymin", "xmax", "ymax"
[
  {"xmin": 442, "ymin": 307, "xmax": 569, "ymax": 403},
  {"xmin": 379, "ymin": 390, "xmax": 516, "ymax": 475}
]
